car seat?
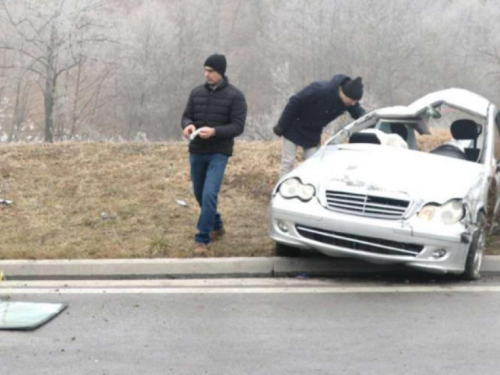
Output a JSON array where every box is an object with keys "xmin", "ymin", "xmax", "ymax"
[{"xmin": 450, "ymin": 119, "xmax": 482, "ymax": 162}]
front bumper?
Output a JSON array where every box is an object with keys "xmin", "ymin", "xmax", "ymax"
[{"xmin": 269, "ymin": 195, "xmax": 473, "ymax": 274}]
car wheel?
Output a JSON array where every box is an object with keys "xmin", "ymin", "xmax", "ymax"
[
  {"xmin": 275, "ymin": 243, "xmax": 301, "ymax": 257},
  {"xmin": 463, "ymin": 213, "xmax": 486, "ymax": 281}
]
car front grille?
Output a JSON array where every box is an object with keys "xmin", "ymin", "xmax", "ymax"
[
  {"xmin": 296, "ymin": 225, "xmax": 423, "ymax": 257},
  {"xmin": 325, "ymin": 190, "xmax": 410, "ymax": 219}
]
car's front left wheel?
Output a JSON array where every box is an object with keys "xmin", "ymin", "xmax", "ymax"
[{"xmin": 463, "ymin": 213, "xmax": 486, "ymax": 281}]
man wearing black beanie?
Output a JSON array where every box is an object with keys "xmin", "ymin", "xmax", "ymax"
[
  {"xmin": 204, "ymin": 54, "xmax": 226, "ymax": 77},
  {"xmin": 274, "ymin": 75, "xmax": 366, "ymax": 177},
  {"xmin": 181, "ymin": 54, "xmax": 247, "ymax": 256}
]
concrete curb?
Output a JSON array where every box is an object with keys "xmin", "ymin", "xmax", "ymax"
[
  {"xmin": 0, "ymin": 258, "xmax": 273, "ymax": 280},
  {"xmin": 1, "ymin": 256, "xmax": 500, "ymax": 280}
]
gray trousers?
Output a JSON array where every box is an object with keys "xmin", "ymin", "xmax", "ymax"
[{"xmin": 280, "ymin": 138, "xmax": 319, "ymax": 177}]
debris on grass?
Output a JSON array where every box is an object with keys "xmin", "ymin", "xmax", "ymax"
[
  {"xmin": 176, "ymin": 200, "xmax": 188, "ymax": 207},
  {"xmin": 100, "ymin": 212, "xmax": 116, "ymax": 221}
]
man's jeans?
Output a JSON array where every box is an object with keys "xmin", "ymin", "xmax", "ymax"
[
  {"xmin": 280, "ymin": 138, "xmax": 318, "ymax": 177},
  {"xmin": 189, "ymin": 153, "xmax": 229, "ymax": 244}
]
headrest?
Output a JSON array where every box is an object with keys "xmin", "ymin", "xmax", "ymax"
[
  {"xmin": 451, "ymin": 119, "xmax": 482, "ymax": 140},
  {"xmin": 349, "ymin": 132, "xmax": 381, "ymax": 145}
]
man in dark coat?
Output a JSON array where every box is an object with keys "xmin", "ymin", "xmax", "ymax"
[
  {"xmin": 182, "ymin": 54, "xmax": 247, "ymax": 256},
  {"xmin": 273, "ymin": 75, "xmax": 366, "ymax": 176}
]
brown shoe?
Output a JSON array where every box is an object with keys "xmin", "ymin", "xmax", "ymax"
[
  {"xmin": 193, "ymin": 242, "xmax": 209, "ymax": 257},
  {"xmin": 210, "ymin": 228, "xmax": 226, "ymax": 241}
]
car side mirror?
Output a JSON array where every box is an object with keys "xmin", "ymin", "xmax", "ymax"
[{"xmin": 426, "ymin": 106, "xmax": 442, "ymax": 119}]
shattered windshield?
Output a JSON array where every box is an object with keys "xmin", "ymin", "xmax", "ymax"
[{"xmin": 326, "ymin": 103, "xmax": 485, "ymax": 163}]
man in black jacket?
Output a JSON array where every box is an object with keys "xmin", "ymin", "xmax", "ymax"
[
  {"xmin": 182, "ymin": 54, "xmax": 247, "ymax": 256},
  {"xmin": 274, "ymin": 75, "xmax": 366, "ymax": 177}
]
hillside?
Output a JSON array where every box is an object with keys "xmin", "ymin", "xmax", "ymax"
[
  {"xmin": 0, "ymin": 141, "xmax": 280, "ymax": 259},
  {"xmin": 0, "ymin": 138, "xmax": 498, "ymax": 259}
]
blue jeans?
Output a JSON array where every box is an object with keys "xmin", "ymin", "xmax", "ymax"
[{"xmin": 189, "ymin": 153, "xmax": 229, "ymax": 244}]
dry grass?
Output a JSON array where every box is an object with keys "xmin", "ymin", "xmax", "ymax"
[
  {"xmin": 0, "ymin": 137, "xmax": 498, "ymax": 260},
  {"xmin": 0, "ymin": 141, "xmax": 280, "ymax": 259},
  {"xmin": 417, "ymin": 128, "xmax": 452, "ymax": 152}
]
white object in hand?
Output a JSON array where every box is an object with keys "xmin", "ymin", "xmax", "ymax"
[{"xmin": 190, "ymin": 128, "xmax": 203, "ymax": 140}]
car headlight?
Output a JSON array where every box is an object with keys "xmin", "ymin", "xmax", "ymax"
[
  {"xmin": 417, "ymin": 199, "xmax": 465, "ymax": 225},
  {"xmin": 278, "ymin": 178, "xmax": 316, "ymax": 202}
]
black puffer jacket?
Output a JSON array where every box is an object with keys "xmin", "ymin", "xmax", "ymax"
[
  {"xmin": 182, "ymin": 77, "xmax": 247, "ymax": 156},
  {"xmin": 276, "ymin": 74, "xmax": 365, "ymax": 148}
]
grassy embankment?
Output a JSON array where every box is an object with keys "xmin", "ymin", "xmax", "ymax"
[
  {"xmin": 0, "ymin": 141, "xmax": 280, "ymax": 259},
  {"xmin": 0, "ymin": 130, "xmax": 498, "ymax": 259}
]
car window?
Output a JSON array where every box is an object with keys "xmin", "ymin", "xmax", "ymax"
[{"xmin": 326, "ymin": 105, "xmax": 485, "ymax": 162}]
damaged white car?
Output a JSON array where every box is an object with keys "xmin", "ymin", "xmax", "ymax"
[{"xmin": 269, "ymin": 89, "xmax": 500, "ymax": 279}]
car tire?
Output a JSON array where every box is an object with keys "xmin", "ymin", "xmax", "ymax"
[
  {"xmin": 463, "ymin": 213, "xmax": 486, "ymax": 281},
  {"xmin": 275, "ymin": 243, "xmax": 301, "ymax": 257}
]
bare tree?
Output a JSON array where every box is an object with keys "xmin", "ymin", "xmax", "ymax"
[
  {"xmin": 0, "ymin": 0, "xmax": 115, "ymax": 142},
  {"xmin": 0, "ymin": 0, "xmax": 499, "ymax": 142}
]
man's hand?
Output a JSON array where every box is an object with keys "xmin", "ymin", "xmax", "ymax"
[
  {"xmin": 198, "ymin": 127, "xmax": 216, "ymax": 139},
  {"xmin": 183, "ymin": 124, "xmax": 196, "ymax": 139}
]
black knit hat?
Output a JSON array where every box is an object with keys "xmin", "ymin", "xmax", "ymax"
[
  {"xmin": 342, "ymin": 77, "xmax": 363, "ymax": 100},
  {"xmin": 204, "ymin": 54, "xmax": 227, "ymax": 76}
]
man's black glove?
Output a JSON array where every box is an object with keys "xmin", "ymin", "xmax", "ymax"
[{"xmin": 273, "ymin": 124, "xmax": 285, "ymax": 137}]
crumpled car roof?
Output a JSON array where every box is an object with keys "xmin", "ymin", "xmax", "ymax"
[{"xmin": 376, "ymin": 88, "xmax": 490, "ymax": 118}]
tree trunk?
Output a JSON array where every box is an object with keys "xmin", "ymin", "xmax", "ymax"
[
  {"xmin": 70, "ymin": 58, "xmax": 83, "ymax": 138},
  {"xmin": 44, "ymin": 26, "xmax": 57, "ymax": 143},
  {"xmin": 8, "ymin": 79, "xmax": 22, "ymax": 142},
  {"xmin": 44, "ymin": 77, "xmax": 56, "ymax": 143}
]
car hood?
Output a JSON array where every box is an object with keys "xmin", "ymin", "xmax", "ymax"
[{"xmin": 299, "ymin": 145, "xmax": 485, "ymax": 203}]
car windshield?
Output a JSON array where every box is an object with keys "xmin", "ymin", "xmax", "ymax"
[{"xmin": 327, "ymin": 104, "xmax": 485, "ymax": 163}]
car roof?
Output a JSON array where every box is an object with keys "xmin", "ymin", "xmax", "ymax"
[{"xmin": 376, "ymin": 89, "xmax": 490, "ymax": 119}]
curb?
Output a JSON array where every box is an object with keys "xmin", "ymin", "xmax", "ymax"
[{"xmin": 1, "ymin": 256, "xmax": 500, "ymax": 280}]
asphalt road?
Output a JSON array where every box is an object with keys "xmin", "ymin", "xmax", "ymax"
[{"xmin": 2, "ymin": 276, "xmax": 500, "ymax": 375}]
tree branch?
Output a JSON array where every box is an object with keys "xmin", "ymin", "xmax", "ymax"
[
  {"xmin": 55, "ymin": 59, "xmax": 81, "ymax": 79},
  {"xmin": 1, "ymin": 0, "xmax": 49, "ymax": 49},
  {"xmin": 0, "ymin": 43, "xmax": 49, "ymax": 66}
]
